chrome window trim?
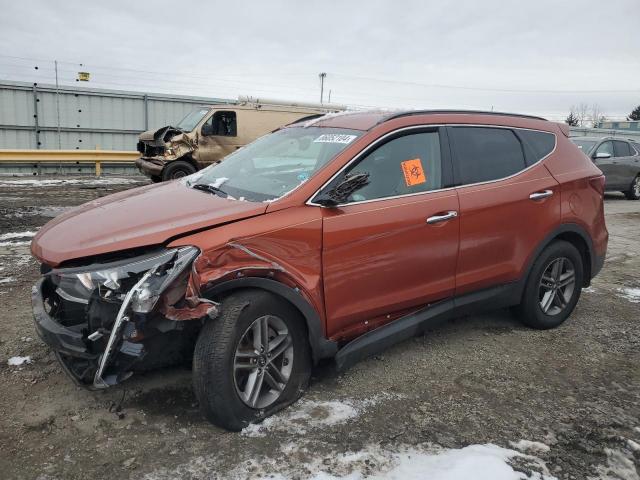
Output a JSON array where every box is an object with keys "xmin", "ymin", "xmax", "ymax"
[{"xmin": 306, "ymin": 124, "xmax": 557, "ymax": 208}]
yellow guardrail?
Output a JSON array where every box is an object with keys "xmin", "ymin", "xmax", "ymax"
[{"xmin": 0, "ymin": 149, "xmax": 139, "ymax": 176}]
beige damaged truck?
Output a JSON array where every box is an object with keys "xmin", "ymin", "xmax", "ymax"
[{"xmin": 136, "ymin": 96, "xmax": 345, "ymax": 181}]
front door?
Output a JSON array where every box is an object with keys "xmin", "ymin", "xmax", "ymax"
[
  {"xmin": 196, "ymin": 110, "xmax": 239, "ymax": 166},
  {"xmin": 318, "ymin": 129, "xmax": 460, "ymax": 339}
]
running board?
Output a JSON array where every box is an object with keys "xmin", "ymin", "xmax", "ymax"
[
  {"xmin": 334, "ymin": 282, "xmax": 521, "ymax": 372},
  {"xmin": 334, "ymin": 300, "xmax": 454, "ymax": 371}
]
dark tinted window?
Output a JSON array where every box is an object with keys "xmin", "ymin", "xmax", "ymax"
[
  {"xmin": 450, "ymin": 127, "xmax": 526, "ymax": 185},
  {"xmin": 517, "ymin": 129, "xmax": 556, "ymax": 165},
  {"xmin": 613, "ymin": 140, "xmax": 631, "ymax": 157},
  {"xmin": 341, "ymin": 131, "xmax": 442, "ymax": 202}
]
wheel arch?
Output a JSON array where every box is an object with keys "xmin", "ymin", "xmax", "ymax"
[
  {"xmin": 202, "ymin": 277, "xmax": 338, "ymax": 364},
  {"xmin": 523, "ymin": 223, "xmax": 595, "ymax": 291}
]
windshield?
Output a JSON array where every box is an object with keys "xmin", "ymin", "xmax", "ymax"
[
  {"xmin": 176, "ymin": 108, "xmax": 210, "ymax": 131},
  {"xmin": 570, "ymin": 139, "xmax": 597, "ymax": 154},
  {"xmin": 188, "ymin": 127, "xmax": 362, "ymax": 202}
]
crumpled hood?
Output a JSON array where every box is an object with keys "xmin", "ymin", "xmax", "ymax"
[
  {"xmin": 138, "ymin": 126, "xmax": 182, "ymax": 143},
  {"xmin": 31, "ymin": 180, "xmax": 267, "ymax": 267}
]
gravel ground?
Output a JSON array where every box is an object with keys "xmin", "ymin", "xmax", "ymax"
[{"xmin": 0, "ymin": 176, "xmax": 638, "ymax": 480}]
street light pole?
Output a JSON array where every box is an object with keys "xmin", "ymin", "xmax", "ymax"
[{"xmin": 319, "ymin": 72, "xmax": 326, "ymax": 104}]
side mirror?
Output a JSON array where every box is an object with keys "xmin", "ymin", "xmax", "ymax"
[
  {"xmin": 201, "ymin": 122, "xmax": 214, "ymax": 136},
  {"xmin": 594, "ymin": 152, "xmax": 611, "ymax": 159},
  {"xmin": 314, "ymin": 172, "xmax": 370, "ymax": 207}
]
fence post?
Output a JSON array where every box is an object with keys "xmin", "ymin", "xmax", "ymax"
[{"xmin": 32, "ymin": 83, "xmax": 40, "ymax": 149}]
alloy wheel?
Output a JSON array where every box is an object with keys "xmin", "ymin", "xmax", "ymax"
[
  {"xmin": 233, "ymin": 315, "xmax": 294, "ymax": 409},
  {"xmin": 538, "ymin": 257, "xmax": 576, "ymax": 316}
]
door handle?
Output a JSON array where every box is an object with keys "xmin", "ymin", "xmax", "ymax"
[
  {"xmin": 426, "ymin": 211, "xmax": 458, "ymax": 224},
  {"xmin": 529, "ymin": 190, "xmax": 553, "ymax": 201}
]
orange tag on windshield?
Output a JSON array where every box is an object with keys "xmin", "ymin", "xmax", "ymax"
[{"xmin": 401, "ymin": 158, "xmax": 426, "ymax": 186}]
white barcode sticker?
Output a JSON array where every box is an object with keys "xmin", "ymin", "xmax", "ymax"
[{"xmin": 313, "ymin": 134, "xmax": 357, "ymax": 144}]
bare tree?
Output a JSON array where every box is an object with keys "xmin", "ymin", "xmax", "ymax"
[
  {"xmin": 575, "ymin": 103, "xmax": 589, "ymax": 126},
  {"xmin": 590, "ymin": 104, "xmax": 604, "ymax": 128}
]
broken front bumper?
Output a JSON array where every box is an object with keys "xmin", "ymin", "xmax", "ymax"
[
  {"xmin": 135, "ymin": 157, "xmax": 165, "ymax": 177},
  {"xmin": 32, "ymin": 277, "xmax": 143, "ymax": 389}
]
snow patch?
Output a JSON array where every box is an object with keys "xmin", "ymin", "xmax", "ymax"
[
  {"xmin": 242, "ymin": 399, "xmax": 359, "ymax": 437},
  {"xmin": 145, "ymin": 442, "xmax": 554, "ymax": 480},
  {"xmin": 7, "ymin": 356, "xmax": 32, "ymax": 366},
  {"xmin": 590, "ymin": 448, "xmax": 639, "ymax": 480},
  {"xmin": 583, "ymin": 286, "xmax": 597, "ymax": 293},
  {"xmin": 0, "ymin": 177, "xmax": 142, "ymax": 187},
  {"xmin": 510, "ymin": 440, "xmax": 551, "ymax": 454},
  {"xmin": 0, "ymin": 241, "xmax": 31, "ymax": 247},
  {"xmin": 616, "ymin": 287, "xmax": 640, "ymax": 303},
  {"xmin": 0, "ymin": 277, "xmax": 15, "ymax": 284},
  {"xmin": 0, "ymin": 231, "xmax": 37, "ymax": 241}
]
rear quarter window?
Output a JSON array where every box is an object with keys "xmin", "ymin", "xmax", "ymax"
[
  {"xmin": 516, "ymin": 129, "xmax": 556, "ymax": 166},
  {"xmin": 449, "ymin": 126, "xmax": 527, "ymax": 185}
]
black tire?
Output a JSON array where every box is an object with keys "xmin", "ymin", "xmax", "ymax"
[
  {"xmin": 161, "ymin": 160, "xmax": 196, "ymax": 181},
  {"xmin": 192, "ymin": 289, "xmax": 311, "ymax": 431},
  {"xmin": 623, "ymin": 175, "xmax": 640, "ymax": 200},
  {"xmin": 514, "ymin": 240, "xmax": 584, "ymax": 330},
  {"xmin": 150, "ymin": 175, "xmax": 162, "ymax": 183}
]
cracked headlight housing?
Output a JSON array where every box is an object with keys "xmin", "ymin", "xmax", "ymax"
[{"xmin": 51, "ymin": 246, "xmax": 199, "ymax": 313}]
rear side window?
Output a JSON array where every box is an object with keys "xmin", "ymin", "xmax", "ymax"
[
  {"xmin": 516, "ymin": 129, "xmax": 556, "ymax": 165},
  {"xmin": 449, "ymin": 127, "xmax": 526, "ymax": 185},
  {"xmin": 613, "ymin": 140, "xmax": 631, "ymax": 157}
]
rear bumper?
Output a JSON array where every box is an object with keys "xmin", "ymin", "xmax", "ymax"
[{"xmin": 135, "ymin": 157, "xmax": 165, "ymax": 177}]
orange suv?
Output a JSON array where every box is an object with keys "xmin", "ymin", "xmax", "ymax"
[{"xmin": 31, "ymin": 110, "xmax": 608, "ymax": 430}]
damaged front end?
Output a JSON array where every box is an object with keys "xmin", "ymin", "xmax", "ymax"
[
  {"xmin": 32, "ymin": 247, "xmax": 217, "ymax": 389},
  {"xmin": 136, "ymin": 126, "xmax": 196, "ymax": 177}
]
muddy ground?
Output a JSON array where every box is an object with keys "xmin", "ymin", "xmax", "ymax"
[{"xmin": 0, "ymin": 176, "xmax": 638, "ymax": 479}]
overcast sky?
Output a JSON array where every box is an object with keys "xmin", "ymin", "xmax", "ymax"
[{"xmin": 2, "ymin": 0, "xmax": 639, "ymax": 121}]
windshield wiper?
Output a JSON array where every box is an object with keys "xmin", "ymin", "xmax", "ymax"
[{"xmin": 191, "ymin": 183, "xmax": 229, "ymax": 198}]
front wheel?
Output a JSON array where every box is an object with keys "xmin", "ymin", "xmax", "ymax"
[
  {"xmin": 624, "ymin": 175, "xmax": 640, "ymax": 200},
  {"xmin": 514, "ymin": 240, "xmax": 584, "ymax": 329},
  {"xmin": 161, "ymin": 160, "xmax": 197, "ymax": 181},
  {"xmin": 192, "ymin": 290, "xmax": 311, "ymax": 431}
]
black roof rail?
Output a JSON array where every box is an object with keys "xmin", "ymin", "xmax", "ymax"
[{"xmin": 380, "ymin": 110, "xmax": 547, "ymax": 124}]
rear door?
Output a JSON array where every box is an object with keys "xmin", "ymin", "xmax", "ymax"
[
  {"xmin": 593, "ymin": 141, "xmax": 618, "ymax": 188},
  {"xmin": 613, "ymin": 140, "xmax": 638, "ymax": 190},
  {"xmin": 447, "ymin": 125, "xmax": 560, "ymax": 295},
  {"xmin": 317, "ymin": 128, "xmax": 460, "ymax": 339}
]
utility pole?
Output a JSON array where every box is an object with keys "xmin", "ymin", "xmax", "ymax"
[
  {"xmin": 319, "ymin": 72, "xmax": 326, "ymax": 104},
  {"xmin": 54, "ymin": 60, "xmax": 62, "ymax": 149}
]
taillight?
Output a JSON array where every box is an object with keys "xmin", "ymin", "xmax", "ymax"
[{"xmin": 589, "ymin": 175, "xmax": 605, "ymax": 196}]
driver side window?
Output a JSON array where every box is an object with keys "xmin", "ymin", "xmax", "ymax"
[
  {"xmin": 341, "ymin": 131, "xmax": 443, "ymax": 203},
  {"xmin": 202, "ymin": 111, "xmax": 237, "ymax": 137},
  {"xmin": 595, "ymin": 141, "xmax": 614, "ymax": 157}
]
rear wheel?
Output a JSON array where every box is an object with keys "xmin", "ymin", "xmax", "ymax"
[
  {"xmin": 514, "ymin": 241, "xmax": 584, "ymax": 329},
  {"xmin": 162, "ymin": 160, "xmax": 196, "ymax": 181},
  {"xmin": 624, "ymin": 175, "xmax": 640, "ymax": 200},
  {"xmin": 192, "ymin": 290, "xmax": 311, "ymax": 431}
]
